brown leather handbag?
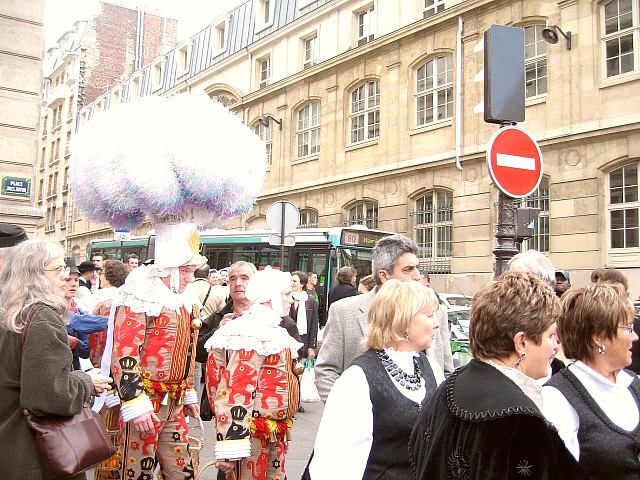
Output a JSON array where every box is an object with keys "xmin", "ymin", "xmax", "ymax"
[{"xmin": 19, "ymin": 304, "xmax": 116, "ymax": 479}]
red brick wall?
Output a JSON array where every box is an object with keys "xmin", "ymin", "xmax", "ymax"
[{"xmin": 84, "ymin": 2, "xmax": 177, "ymax": 105}]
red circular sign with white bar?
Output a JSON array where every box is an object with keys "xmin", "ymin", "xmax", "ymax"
[{"xmin": 486, "ymin": 126, "xmax": 543, "ymax": 198}]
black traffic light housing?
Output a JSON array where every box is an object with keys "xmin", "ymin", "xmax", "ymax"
[{"xmin": 515, "ymin": 207, "xmax": 540, "ymax": 241}]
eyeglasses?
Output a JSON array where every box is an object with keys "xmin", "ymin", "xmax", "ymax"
[
  {"xmin": 44, "ymin": 265, "xmax": 71, "ymax": 278},
  {"xmin": 618, "ymin": 324, "xmax": 635, "ymax": 335}
]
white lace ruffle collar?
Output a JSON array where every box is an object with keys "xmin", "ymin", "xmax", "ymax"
[
  {"xmin": 204, "ymin": 303, "xmax": 303, "ymax": 358},
  {"xmin": 113, "ymin": 264, "xmax": 193, "ymax": 317}
]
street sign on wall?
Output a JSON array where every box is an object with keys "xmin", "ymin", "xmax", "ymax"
[
  {"xmin": 486, "ymin": 127, "xmax": 543, "ymax": 198},
  {"xmin": 2, "ymin": 176, "xmax": 31, "ymax": 198}
]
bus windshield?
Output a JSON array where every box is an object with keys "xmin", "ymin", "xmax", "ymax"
[{"xmin": 336, "ymin": 247, "xmax": 373, "ymax": 281}]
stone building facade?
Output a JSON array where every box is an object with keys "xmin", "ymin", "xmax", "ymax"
[
  {"xmin": 70, "ymin": 0, "xmax": 640, "ymax": 296},
  {"xmin": 0, "ymin": 0, "xmax": 46, "ymax": 235},
  {"xmin": 36, "ymin": 1, "xmax": 177, "ymax": 250}
]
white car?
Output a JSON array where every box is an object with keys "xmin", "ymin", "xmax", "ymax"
[{"xmin": 439, "ymin": 293, "xmax": 473, "ymax": 309}]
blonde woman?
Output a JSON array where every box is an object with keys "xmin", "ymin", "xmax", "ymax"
[{"xmin": 310, "ymin": 280, "xmax": 443, "ymax": 479}]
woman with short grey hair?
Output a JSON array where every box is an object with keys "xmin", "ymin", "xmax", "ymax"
[{"xmin": 0, "ymin": 240, "xmax": 112, "ymax": 480}]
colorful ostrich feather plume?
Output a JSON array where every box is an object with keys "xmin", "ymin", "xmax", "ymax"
[{"xmin": 69, "ymin": 93, "xmax": 267, "ymax": 229}]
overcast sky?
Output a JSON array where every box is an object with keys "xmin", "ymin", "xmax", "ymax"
[{"xmin": 44, "ymin": 0, "xmax": 245, "ymax": 47}]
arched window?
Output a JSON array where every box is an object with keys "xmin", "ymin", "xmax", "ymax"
[
  {"xmin": 414, "ymin": 190, "xmax": 452, "ymax": 273},
  {"xmin": 609, "ymin": 163, "xmax": 639, "ymax": 248},
  {"xmin": 415, "ymin": 54, "xmax": 453, "ymax": 127},
  {"xmin": 349, "ymin": 80, "xmax": 379, "ymax": 144},
  {"xmin": 253, "ymin": 120, "xmax": 272, "ymax": 167},
  {"xmin": 347, "ymin": 201, "xmax": 378, "ymax": 228},
  {"xmin": 524, "ymin": 24, "xmax": 547, "ymax": 98},
  {"xmin": 207, "ymin": 89, "xmax": 239, "ymax": 108},
  {"xmin": 299, "ymin": 208, "xmax": 318, "ymax": 228},
  {"xmin": 601, "ymin": 0, "xmax": 638, "ymax": 78},
  {"xmin": 297, "ymin": 102, "xmax": 321, "ymax": 158},
  {"xmin": 518, "ymin": 177, "xmax": 550, "ymax": 252}
]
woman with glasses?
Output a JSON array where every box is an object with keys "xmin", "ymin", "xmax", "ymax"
[
  {"xmin": 543, "ymin": 282, "xmax": 640, "ymax": 479},
  {"xmin": 0, "ymin": 240, "xmax": 112, "ymax": 480}
]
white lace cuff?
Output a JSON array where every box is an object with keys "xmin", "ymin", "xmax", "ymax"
[
  {"xmin": 120, "ymin": 394, "xmax": 154, "ymax": 422},
  {"xmin": 215, "ymin": 438, "xmax": 251, "ymax": 460},
  {"xmin": 183, "ymin": 388, "xmax": 198, "ymax": 405},
  {"xmin": 104, "ymin": 392, "xmax": 121, "ymax": 408}
]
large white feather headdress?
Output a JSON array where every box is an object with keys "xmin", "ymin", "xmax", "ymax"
[{"xmin": 70, "ymin": 93, "xmax": 267, "ymax": 229}]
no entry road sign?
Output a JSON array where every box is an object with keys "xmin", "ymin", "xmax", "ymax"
[{"xmin": 486, "ymin": 126, "xmax": 543, "ymax": 198}]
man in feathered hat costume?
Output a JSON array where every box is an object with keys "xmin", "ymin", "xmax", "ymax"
[{"xmin": 70, "ymin": 93, "xmax": 268, "ymax": 480}]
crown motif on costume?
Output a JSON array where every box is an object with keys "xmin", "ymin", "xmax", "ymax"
[
  {"xmin": 119, "ymin": 356, "xmax": 136, "ymax": 369},
  {"xmin": 230, "ymin": 405, "xmax": 248, "ymax": 422},
  {"xmin": 263, "ymin": 354, "xmax": 280, "ymax": 366},
  {"xmin": 238, "ymin": 349, "xmax": 254, "ymax": 361},
  {"xmin": 140, "ymin": 457, "xmax": 155, "ymax": 471},
  {"xmin": 153, "ymin": 314, "xmax": 170, "ymax": 328},
  {"xmin": 188, "ymin": 230, "xmax": 201, "ymax": 256}
]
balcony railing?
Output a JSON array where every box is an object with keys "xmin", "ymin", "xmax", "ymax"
[{"xmin": 45, "ymin": 84, "xmax": 68, "ymax": 108}]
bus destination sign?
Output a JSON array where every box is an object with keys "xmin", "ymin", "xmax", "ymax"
[{"xmin": 340, "ymin": 229, "xmax": 388, "ymax": 248}]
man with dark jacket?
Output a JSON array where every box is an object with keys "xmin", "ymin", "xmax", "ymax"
[{"xmin": 327, "ymin": 266, "xmax": 358, "ymax": 307}]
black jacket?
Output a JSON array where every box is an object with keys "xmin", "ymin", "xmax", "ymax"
[
  {"xmin": 410, "ymin": 360, "xmax": 588, "ymax": 480},
  {"xmin": 327, "ymin": 283, "xmax": 357, "ymax": 307}
]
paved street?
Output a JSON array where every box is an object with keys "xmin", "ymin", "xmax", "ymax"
[{"xmin": 193, "ymin": 400, "xmax": 324, "ymax": 480}]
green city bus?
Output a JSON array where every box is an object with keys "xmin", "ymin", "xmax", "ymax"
[{"xmin": 88, "ymin": 226, "xmax": 392, "ymax": 322}]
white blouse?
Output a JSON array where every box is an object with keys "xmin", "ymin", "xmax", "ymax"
[
  {"xmin": 309, "ymin": 349, "xmax": 445, "ymax": 480},
  {"xmin": 541, "ymin": 361, "xmax": 639, "ymax": 461}
]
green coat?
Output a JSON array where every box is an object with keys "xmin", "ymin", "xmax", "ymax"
[{"xmin": 0, "ymin": 304, "xmax": 94, "ymax": 480}]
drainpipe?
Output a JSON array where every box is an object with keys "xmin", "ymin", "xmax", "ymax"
[
  {"xmin": 136, "ymin": 4, "xmax": 144, "ymax": 70},
  {"xmin": 455, "ymin": 15, "xmax": 463, "ymax": 171}
]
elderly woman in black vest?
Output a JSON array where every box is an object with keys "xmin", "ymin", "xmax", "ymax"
[
  {"xmin": 310, "ymin": 280, "xmax": 443, "ymax": 479},
  {"xmin": 543, "ymin": 281, "xmax": 640, "ymax": 479},
  {"xmin": 410, "ymin": 272, "xmax": 587, "ymax": 480}
]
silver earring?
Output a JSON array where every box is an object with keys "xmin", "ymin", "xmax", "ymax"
[
  {"xmin": 598, "ymin": 344, "xmax": 606, "ymax": 355},
  {"xmin": 513, "ymin": 353, "xmax": 526, "ymax": 369},
  {"xmin": 404, "ymin": 331, "xmax": 409, "ymax": 343}
]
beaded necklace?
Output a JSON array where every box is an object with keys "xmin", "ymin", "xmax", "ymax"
[{"xmin": 376, "ymin": 349, "xmax": 422, "ymax": 391}]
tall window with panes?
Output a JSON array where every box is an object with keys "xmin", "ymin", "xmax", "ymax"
[
  {"xmin": 423, "ymin": 0, "xmax": 445, "ymax": 18},
  {"xmin": 304, "ymin": 35, "xmax": 318, "ymax": 69},
  {"xmin": 259, "ymin": 57, "xmax": 271, "ymax": 88},
  {"xmin": 414, "ymin": 191, "xmax": 453, "ymax": 273},
  {"xmin": 350, "ymin": 80, "xmax": 379, "ymax": 144},
  {"xmin": 416, "ymin": 55, "xmax": 453, "ymax": 126},
  {"xmin": 602, "ymin": 0, "xmax": 638, "ymax": 78},
  {"xmin": 254, "ymin": 121, "xmax": 272, "ymax": 167},
  {"xmin": 609, "ymin": 164, "xmax": 639, "ymax": 248},
  {"xmin": 357, "ymin": 6, "xmax": 374, "ymax": 46},
  {"xmin": 299, "ymin": 208, "xmax": 319, "ymax": 228},
  {"xmin": 525, "ymin": 25, "xmax": 547, "ymax": 98},
  {"xmin": 348, "ymin": 201, "xmax": 378, "ymax": 228},
  {"xmin": 518, "ymin": 177, "xmax": 549, "ymax": 252},
  {"xmin": 297, "ymin": 102, "xmax": 321, "ymax": 158}
]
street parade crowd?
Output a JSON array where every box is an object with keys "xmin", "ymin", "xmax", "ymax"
[{"xmin": 1, "ymin": 94, "xmax": 639, "ymax": 480}]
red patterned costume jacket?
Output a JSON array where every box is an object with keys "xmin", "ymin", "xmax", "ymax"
[
  {"xmin": 111, "ymin": 304, "xmax": 197, "ymax": 414},
  {"xmin": 204, "ymin": 304, "xmax": 302, "ymax": 479}
]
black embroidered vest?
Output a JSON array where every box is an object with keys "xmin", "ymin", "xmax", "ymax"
[
  {"xmin": 352, "ymin": 349, "xmax": 437, "ymax": 480},
  {"xmin": 547, "ymin": 367, "xmax": 640, "ymax": 479}
]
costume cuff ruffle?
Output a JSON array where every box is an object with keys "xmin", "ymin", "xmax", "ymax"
[
  {"xmin": 120, "ymin": 393, "xmax": 154, "ymax": 422},
  {"xmin": 215, "ymin": 438, "xmax": 251, "ymax": 460},
  {"xmin": 183, "ymin": 388, "xmax": 198, "ymax": 405},
  {"xmin": 104, "ymin": 392, "xmax": 121, "ymax": 408}
]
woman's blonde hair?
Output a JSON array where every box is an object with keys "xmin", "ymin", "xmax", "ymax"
[
  {"xmin": 365, "ymin": 280, "xmax": 439, "ymax": 350},
  {"xmin": 0, "ymin": 240, "xmax": 67, "ymax": 333}
]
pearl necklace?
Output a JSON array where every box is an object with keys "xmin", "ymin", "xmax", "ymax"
[{"xmin": 376, "ymin": 349, "xmax": 422, "ymax": 391}]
